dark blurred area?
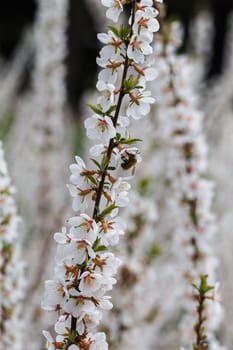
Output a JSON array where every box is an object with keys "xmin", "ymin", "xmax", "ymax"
[
  {"xmin": 165, "ymin": 0, "xmax": 233, "ymax": 79},
  {"xmin": 0, "ymin": 0, "xmax": 99, "ymax": 113},
  {"xmin": 0, "ymin": 0, "xmax": 232, "ymax": 112}
]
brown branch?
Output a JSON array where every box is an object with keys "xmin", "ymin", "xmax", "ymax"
[{"xmin": 71, "ymin": 0, "xmax": 137, "ymax": 334}]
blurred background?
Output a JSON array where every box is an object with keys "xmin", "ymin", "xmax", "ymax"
[
  {"xmin": 0, "ymin": 0, "xmax": 232, "ymax": 113},
  {"xmin": 1, "ymin": 1, "xmax": 233, "ymax": 349}
]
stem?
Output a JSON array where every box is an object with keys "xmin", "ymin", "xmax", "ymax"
[
  {"xmin": 195, "ymin": 295, "xmax": 205, "ymax": 348},
  {"xmin": 92, "ymin": 0, "xmax": 136, "ymax": 221},
  {"xmin": 71, "ymin": 0, "xmax": 137, "ymax": 333},
  {"xmin": 167, "ymin": 54, "xmax": 201, "ymax": 264}
]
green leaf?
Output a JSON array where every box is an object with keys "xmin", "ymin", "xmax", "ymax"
[
  {"xmin": 100, "ymin": 156, "xmax": 109, "ymax": 170},
  {"xmin": 99, "ymin": 204, "xmax": 118, "ymax": 219},
  {"xmin": 193, "ymin": 275, "xmax": 214, "ymax": 295},
  {"xmin": 120, "ymin": 137, "xmax": 142, "ymax": 145},
  {"xmin": 108, "ymin": 25, "xmax": 119, "ymax": 37},
  {"xmin": 93, "ymin": 237, "xmax": 107, "ymax": 252},
  {"xmin": 138, "ymin": 177, "xmax": 152, "ymax": 196},
  {"xmin": 108, "ymin": 24, "xmax": 130, "ymax": 40},
  {"xmin": 87, "ymin": 175, "xmax": 98, "ymax": 186},
  {"xmin": 69, "ymin": 330, "xmax": 77, "ymax": 343},
  {"xmin": 93, "ymin": 237, "xmax": 101, "ymax": 251},
  {"xmin": 146, "ymin": 243, "xmax": 162, "ymax": 264},
  {"xmin": 90, "ymin": 158, "xmax": 102, "ymax": 169},
  {"xmin": 0, "ymin": 187, "xmax": 11, "ymax": 196},
  {"xmin": 119, "ymin": 25, "xmax": 130, "ymax": 40},
  {"xmin": 1, "ymin": 213, "xmax": 11, "ymax": 225},
  {"xmin": 200, "ymin": 275, "xmax": 214, "ymax": 294},
  {"xmin": 88, "ymin": 104, "xmax": 104, "ymax": 115},
  {"xmin": 116, "ymin": 132, "xmax": 121, "ymax": 141},
  {"xmin": 95, "ymin": 245, "xmax": 107, "ymax": 252},
  {"xmin": 123, "ymin": 74, "xmax": 140, "ymax": 92},
  {"xmin": 106, "ymin": 105, "xmax": 117, "ymax": 115}
]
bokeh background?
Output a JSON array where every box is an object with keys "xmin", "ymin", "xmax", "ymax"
[{"xmin": 1, "ymin": 1, "xmax": 233, "ymax": 349}]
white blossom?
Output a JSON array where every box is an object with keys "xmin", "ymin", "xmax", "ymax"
[
  {"xmin": 85, "ymin": 114, "xmax": 116, "ymax": 143},
  {"xmin": 0, "ymin": 141, "xmax": 26, "ymax": 350},
  {"xmin": 101, "ymin": 0, "xmax": 124, "ymax": 22},
  {"xmin": 42, "ymin": 1, "xmax": 160, "ymax": 349}
]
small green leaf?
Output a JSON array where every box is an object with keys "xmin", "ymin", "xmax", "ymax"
[
  {"xmin": 93, "ymin": 237, "xmax": 107, "ymax": 252},
  {"xmin": 200, "ymin": 275, "xmax": 214, "ymax": 294},
  {"xmin": 123, "ymin": 74, "xmax": 140, "ymax": 92},
  {"xmin": 119, "ymin": 25, "xmax": 130, "ymax": 40},
  {"xmin": 120, "ymin": 137, "xmax": 142, "ymax": 145},
  {"xmin": 93, "ymin": 237, "xmax": 101, "ymax": 251},
  {"xmin": 87, "ymin": 175, "xmax": 98, "ymax": 186},
  {"xmin": 99, "ymin": 204, "xmax": 118, "ymax": 219},
  {"xmin": 69, "ymin": 330, "xmax": 77, "ymax": 343},
  {"xmin": 90, "ymin": 158, "xmax": 102, "ymax": 169},
  {"xmin": 108, "ymin": 25, "xmax": 119, "ymax": 37},
  {"xmin": 95, "ymin": 245, "xmax": 107, "ymax": 252},
  {"xmin": 106, "ymin": 105, "xmax": 117, "ymax": 115},
  {"xmin": 88, "ymin": 104, "xmax": 104, "ymax": 115},
  {"xmin": 1, "ymin": 213, "xmax": 11, "ymax": 225},
  {"xmin": 138, "ymin": 177, "xmax": 152, "ymax": 196},
  {"xmin": 116, "ymin": 132, "xmax": 121, "ymax": 141},
  {"xmin": 0, "ymin": 187, "xmax": 11, "ymax": 196},
  {"xmin": 100, "ymin": 156, "xmax": 109, "ymax": 170},
  {"xmin": 146, "ymin": 243, "xmax": 162, "ymax": 264},
  {"xmin": 108, "ymin": 24, "xmax": 130, "ymax": 40}
]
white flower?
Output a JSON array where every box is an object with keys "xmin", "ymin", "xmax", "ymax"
[
  {"xmin": 127, "ymin": 33, "xmax": 153, "ymax": 64},
  {"xmin": 54, "ymin": 315, "xmax": 71, "ymax": 335},
  {"xmin": 69, "ymin": 156, "xmax": 87, "ymax": 187},
  {"xmin": 133, "ymin": 8, "xmax": 159, "ymax": 41},
  {"xmin": 64, "ymin": 294, "xmax": 96, "ymax": 319},
  {"xmin": 85, "ymin": 115, "xmax": 116, "ymax": 143},
  {"xmin": 41, "ymin": 280, "xmax": 65, "ymax": 312},
  {"xmin": 97, "ymin": 45, "xmax": 122, "ymax": 65},
  {"xmin": 127, "ymin": 90, "xmax": 155, "ymax": 119},
  {"xmin": 56, "ymin": 239, "xmax": 95, "ymax": 265},
  {"xmin": 96, "ymin": 81, "xmax": 116, "ymax": 112},
  {"xmin": 54, "ymin": 226, "xmax": 70, "ymax": 244},
  {"xmin": 98, "ymin": 295, "xmax": 113, "ymax": 310},
  {"xmin": 68, "ymin": 214, "xmax": 98, "ymax": 245},
  {"xmin": 89, "ymin": 144, "xmax": 106, "ymax": 157},
  {"xmin": 90, "ymin": 332, "xmax": 108, "ymax": 350},
  {"xmin": 101, "ymin": 0, "xmax": 124, "ymax": 22},
  {"xmin": 115, "ymin": 116, "xmax": 130, "ymax": 135},
  {"xmin": 98, "ymin": 67, "xmax": 119, "ymax": 85},
  {"xmin": 67, "ymin": 183, "xmax": 92, "ymax": 212},
  {"xmin": 137, "ymin": 0, "xmax": 153, "ymax": 7},
  {"xmin": 98, "ymin": 217, "xmax": 125, "ymax": 246},
  {"xmin": 110, "ymin": 178, "xmax": 131, "ymax": 207},
  {"xmin": 42, "ymin": 331, "xmax": 55, "ymax": 350},
  {"xmin": 93, "ymin": 252, "xmax": 121, "ymax": 277},
  {"xmin": 79, "ymin": 271, "xmax": 102, "ymax": 296},
  {"xmin": 69, "ymin": 345, "xmax": 80, "ymax": 350},
  {"xmin": 97, "ymin": 30, "xmax": 124, "ymax": 55},
  {"xmin": 139, "ymin": 66, "xmax": 158, "ymax": 86}
]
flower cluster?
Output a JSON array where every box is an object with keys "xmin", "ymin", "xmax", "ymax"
[
  {"xmin": 32, "ymin": 0, "xmax": 69, "ymax": 247},
  {"xmin": 33, "ymin": 0, "xmax": 67, "ymax": 147},
  {"xmin": 154, "ymin": 22, "xmax": 225, "ymax": 349},
  {"xmin": 0, "ymin": 141, "xmax": 25, "ymax": 350},
  {"xmin": 19, "ymin": 1, "xmax": 70, "ymax": 346},
  {"xmin": 42, "ymin": 1, "xmax": 161, "ymax": 349}
]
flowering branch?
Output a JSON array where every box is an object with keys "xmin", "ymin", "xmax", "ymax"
[
  {"xmin": 153, "ymin": 21, "xmax": 225, "ymax": 349},
  {"xmin": 0, "ymin": 141, "xmax": 25, "ymax": 349},
  {"xmin": 42, "ymin": 1, "xmax": 161, "ymax": 349},
  {"xmin": 192, "ymin": 275, "xmax": 214, "ymax": 350}
]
